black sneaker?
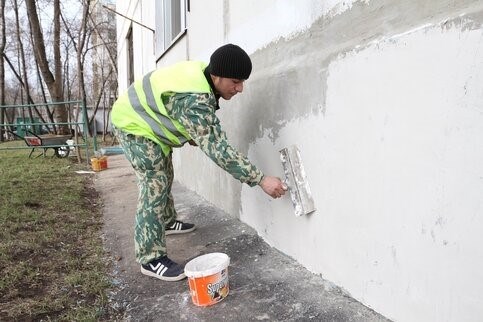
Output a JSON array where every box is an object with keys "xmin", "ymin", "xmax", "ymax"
[
  {"xmin": 165, "ymin": 220, "xmax": 196, "ymax": 235},
  {"xmin": 140, "ymin": 256, "xmax": 186, "ymax": 281}
]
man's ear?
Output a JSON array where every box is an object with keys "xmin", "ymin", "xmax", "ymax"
[
  {"xmin": 210, "ymin": 75, "xmax": 220, "ymax": 92},
  {"xmin": 210, "ymin": 74, "xmax": 219, "ymax": 83}
]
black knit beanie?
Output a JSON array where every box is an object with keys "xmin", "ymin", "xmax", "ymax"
[{"xmin": 207, "ymin": 44, "xmax": 252, "ymax": 80}]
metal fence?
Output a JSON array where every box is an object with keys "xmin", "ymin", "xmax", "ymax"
[{"xmin": 0, "ymin": 100, "xmax": 97, "ymax": 163}]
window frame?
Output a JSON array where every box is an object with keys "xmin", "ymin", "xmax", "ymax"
[
  {"xmin": 126, "ymin": 26, "xmax": 134, "ymax": 86},
  {"xmin": 155, "ymin": 0, "xmax": 187, "ymax": 59}
]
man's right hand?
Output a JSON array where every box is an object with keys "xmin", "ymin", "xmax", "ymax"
[{"xmin": 259, "ymin": 176, "xmax": 288, "ymax": 199}]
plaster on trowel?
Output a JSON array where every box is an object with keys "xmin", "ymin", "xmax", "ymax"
[{"xmin": 279, "ymin": 145, "xmax": 316, "ymax": 216}]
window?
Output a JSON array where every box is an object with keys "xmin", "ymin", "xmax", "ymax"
[
  {"xmin": 155, "ymin": 0, "xmax": 187, "ymax": 55},
  {"xmin": 126, "ymin": 26, "xmax": 134, "ymax": 86}
]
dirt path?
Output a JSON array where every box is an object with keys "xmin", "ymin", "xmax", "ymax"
[{"xmin": 94, "ymin": 154, "xmax": 390, "ymax": 321}]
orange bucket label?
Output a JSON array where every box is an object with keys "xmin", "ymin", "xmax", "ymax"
[
  {"xmin": 188, "ymin": 268, "xmax": 229, "ymax": 306},
  {"xmin": 99, "ymin": 156, "xmax": 108, "ymax": 170}
]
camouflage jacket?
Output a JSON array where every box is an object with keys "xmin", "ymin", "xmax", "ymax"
[{"xmin": 164, "ymin": 92, "xmax": 264, "ymax": 187}]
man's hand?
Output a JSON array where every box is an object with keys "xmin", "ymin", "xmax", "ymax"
[{"xmin": 259, "ymin": 176, "xmax": 288, "ymax": 199}]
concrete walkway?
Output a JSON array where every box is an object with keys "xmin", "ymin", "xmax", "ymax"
[{"xmin": 95, "ymin": 154, "xmax": 390, "ymax": 321}]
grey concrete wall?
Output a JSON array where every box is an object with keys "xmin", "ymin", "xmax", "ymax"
[
  {"xmin": 117, "ymin": 0, "xmax": 483, "ymax": 320},
  {"xmin": 174, "ymin": 1, "xmax": 483, "ymax": 321}
]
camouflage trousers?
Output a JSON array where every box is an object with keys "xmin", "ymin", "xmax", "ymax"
[{"xmin": 114, "ymin": 127, "xmax": 177, "ymax": 264}]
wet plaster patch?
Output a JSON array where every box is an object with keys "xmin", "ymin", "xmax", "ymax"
[
  {"xmin": 96, "ymin": 155, "xmax": 390, "ymax": 321},
  {"xmin": 225, "ymin": 0, "xmax": 483, "ymax": 148}
]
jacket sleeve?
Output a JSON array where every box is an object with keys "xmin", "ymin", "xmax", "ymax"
[{"xmin": 165, "ymin": 92, "xmax": 264, "ymax": 187}]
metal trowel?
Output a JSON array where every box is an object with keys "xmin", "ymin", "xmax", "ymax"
[{"xmin": 279, "ymin": 145, "xmax": 316, "ymax": 216}]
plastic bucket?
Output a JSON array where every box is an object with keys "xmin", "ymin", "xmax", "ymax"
[
  {"xmin": 184, "ymin": 252, "xmax": 230, "ymax": 307},
  {"xmin": 99, "ymin": 156, "xmax": 108, "ymax": 170},
  {"xmin": 91, "ymin": 157, "xmax": 101, "ymax": 172}
]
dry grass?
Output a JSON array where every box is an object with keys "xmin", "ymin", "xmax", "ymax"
[{"xmin": 0, "ymin": 141, "xmax": 121, "ymax": 321}]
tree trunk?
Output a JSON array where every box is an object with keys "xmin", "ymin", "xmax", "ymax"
[
  {"xmin": 13, "ymin": 0, "xmax": 30, "ymax": 102},
  {"xmin": 28, "ymin": 21, "xmax": 56, "ymax": 131},
  {"xmin": 0, "ymin": 0, "xmax": 5, "ymax": 141},
  {"xmin": 13, "ymin": 0, "xmax": 40, "ymax": 130},
  {"xmin": 25, "ymin": 0, "xmax": 68, "ymax": 134}
]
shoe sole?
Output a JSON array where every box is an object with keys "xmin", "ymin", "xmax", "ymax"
[
  {"xmin": 140, "ymin": 267, "xmax": 186, "ymax": 281},
  {"xmin": 165, "ymin": 226, "xmax": 196, "ymax": 235}
]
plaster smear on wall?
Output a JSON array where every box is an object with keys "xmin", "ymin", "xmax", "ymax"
[
  {"xmin": 227, "ymin": 0, "xmax": 370, "ymax": 54},
  {"xmin": 241, "ymin": 22, "xmax": 483, "ymax": 322}
]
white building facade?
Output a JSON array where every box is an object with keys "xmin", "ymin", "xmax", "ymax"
[{"xmin": 114, "ymin": 1, "xmax": 483, "ymax": 321}]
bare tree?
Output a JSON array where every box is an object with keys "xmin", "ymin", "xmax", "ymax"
[
  {"xmin": 89, "ymin": 2, "xmax": 117, "ymax": 141},
  {"xmin": 13, "ymin": 0, "xmax": 30, "ymax": 104},
  {"xmin": 88, "ymin": 10, "xmax": 117, "ymax": 78},
  {"xmin": 76, "ymin": 0, "xmax": 90, "ymax": 108},
  {"xmin": 2, "ymin": 53, "xmax": 47, "ymax": 123},
  {"xmin": 11, "ymin": 0, "xmax": 52, "ymax": 129},
  {"xmin": 61, "ymin": 0, "xmax": 89, "ymax": 134},
  {"xmin": 25, "ymin": 0, "xmax": 68, "ymax": 133},
  {"xmin": 1, "ymin": 0, "xmax": 117, "ymax": 143}
]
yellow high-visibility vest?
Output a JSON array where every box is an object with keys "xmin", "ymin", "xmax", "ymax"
[{"xmin": 111, "ymin": 61, "xmax": 211, "ymax": 156}]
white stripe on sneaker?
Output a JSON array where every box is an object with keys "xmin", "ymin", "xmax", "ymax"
[
  {"xmin": 150, "ymin": 262, "xmax": 168, "ymax": 276},
  {"xmin": 150, "ymin": 263, "xmax": 161, "ymax": 270}
]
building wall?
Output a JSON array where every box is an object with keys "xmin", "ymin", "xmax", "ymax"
[
  {"xmin": 115, "ymin": 1, "xmax": 483, "ymax": 321},
  {"xmin": 115, "ymin": 1, "xmax": 156, "ymax": 93}
]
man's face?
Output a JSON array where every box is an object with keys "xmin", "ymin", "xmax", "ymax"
[{"xmin": 212, "ymin": 76, "xmax": 245, "ymax": 100}]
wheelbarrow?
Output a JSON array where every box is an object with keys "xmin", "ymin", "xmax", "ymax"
[{"xmin": 23, "ymin": 132, "xmax": 72, "ymax": 158}]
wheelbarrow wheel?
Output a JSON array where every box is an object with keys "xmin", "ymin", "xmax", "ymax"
[{"xmin": 55, "ymin": 146, "xmax": 70, "ymax": 158}]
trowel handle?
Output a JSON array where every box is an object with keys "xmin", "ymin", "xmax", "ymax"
[{"xmin": 281, "ymin": 179, "xmax": 289, "ymax": 191}]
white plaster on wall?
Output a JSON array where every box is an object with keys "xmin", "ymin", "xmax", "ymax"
[{"xmin": 241, "ymin": 24, "xmax": 483, "ymax": 322}]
